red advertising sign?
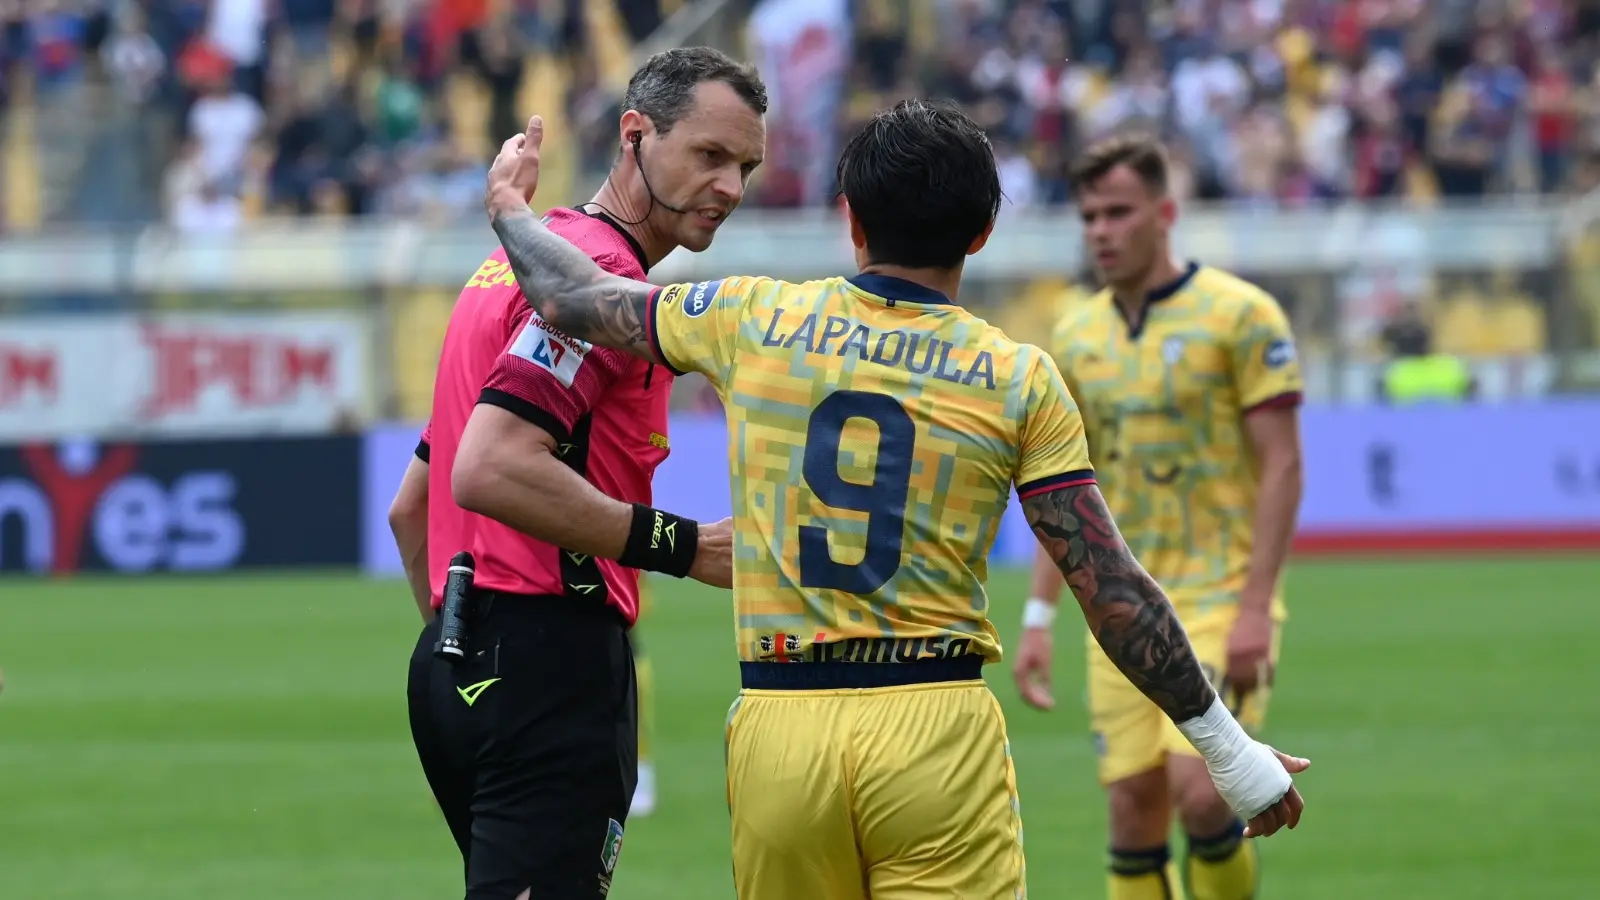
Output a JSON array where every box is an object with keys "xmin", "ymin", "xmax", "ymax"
[{"xmin": 0, "ymin": 313, "xmax": 370, "ymax": 441}]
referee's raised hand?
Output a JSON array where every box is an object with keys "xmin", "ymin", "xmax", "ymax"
[{"xmin": 486, "ymin": 115, "xmax": 545, "ymax": 217}]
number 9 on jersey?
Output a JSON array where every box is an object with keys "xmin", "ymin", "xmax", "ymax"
[{"xmin": 797, "ymin": 390, "xmax": 915, "ymax": 594}]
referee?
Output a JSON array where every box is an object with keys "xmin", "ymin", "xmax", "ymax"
[{"xmin": 385, "ymin": 47, "xmax": 766, "ymax": 899}]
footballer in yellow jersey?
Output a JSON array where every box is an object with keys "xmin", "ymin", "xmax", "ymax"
[
  {"xmin": 1014, "ymin": 135, "xmax": 1306, "ymax": 900},
  {"xmin": 485, "ymin": 104, "xmax": 1309, "ymax": 900},
  {"xmin": 651, "ymin": 270, "xmax": 1093, "ymax": 668}
]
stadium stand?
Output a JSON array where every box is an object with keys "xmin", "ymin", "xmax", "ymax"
[
  {"xmin": 0, "ymin": 0, "xmax": 1593, "ymax": 234},
  {"xmin": 3, "ymin": 0, "xmax": 1598, "ymax": 399}
]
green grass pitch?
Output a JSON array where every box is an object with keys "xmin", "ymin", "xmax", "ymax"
[{"xmin": 2, "ymin": 558, "xmax": 1597, "ymax": 899}]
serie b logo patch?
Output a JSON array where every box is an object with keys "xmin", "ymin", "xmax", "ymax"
[
  {"xmin": 601, "ymin": 818, "xmax": 624, "ymax": 875},
  {"xmin": 1263, "ymin": 337, "xmax": 1296, "ymax": 369}
]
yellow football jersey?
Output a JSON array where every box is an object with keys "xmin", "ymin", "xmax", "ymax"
[
  {"xmin": 647, "ymin": 273, "xmax": 1094, "ymax": 665},
  {"xmin": 1050, "ymin": 263, "xmax": 1302, "ymax": 616}
]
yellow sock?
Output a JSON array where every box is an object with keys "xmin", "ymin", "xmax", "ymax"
[
  {"xmin": 634, "ymin": 645, "xmax": 656, "ymax": 765},
  {"xmin": 1186, "ymin": 822, "xmax": 1258, "ymax": 900},
  {"xmin": 1109, "ymin": 846, "xmax": 1183, "ymax": 900}
]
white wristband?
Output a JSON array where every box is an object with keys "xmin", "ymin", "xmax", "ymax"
[{"xmin": 1022, "ymin": 597, "xmax": 1057, "ymax": 630}]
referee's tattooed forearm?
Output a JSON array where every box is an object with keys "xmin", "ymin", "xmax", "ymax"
[
  {"xmin": 1023, "ymin": 484, "xmax": 1217, "ymax": 722},
  {"xmin": 491, "ymin": 206, "xmax": 656, "ymax": 358}
]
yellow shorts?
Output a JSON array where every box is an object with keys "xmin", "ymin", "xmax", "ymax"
[
  {"xmin": 725, "ymin": 679, "xmax": 1026, "ymax": 900},
  {"xmin": 1086, "ymin": 605, "xmax": 1283, "ymax": 785}
]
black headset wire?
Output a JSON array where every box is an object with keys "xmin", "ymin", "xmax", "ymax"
[{"xmin": 584, "ymin": 132, "xmax": 693, "ymax": 226}]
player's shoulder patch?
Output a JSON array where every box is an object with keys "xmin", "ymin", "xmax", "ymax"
[
  {"xmin": 1263, "ymin": 336, "xmax": 1296, "ymax": 369},
  {"xmin": 508, "ymin": 313, "xmax": 592, "ymax": 387},
  {"xmin": 681, "ymin": 279, "xmax": 724, "ymax": 318}
]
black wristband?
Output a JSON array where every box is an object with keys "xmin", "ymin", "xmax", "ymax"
[{"xmin": 617, "ymin": 503, "xmax": 699, "ymax": 578}]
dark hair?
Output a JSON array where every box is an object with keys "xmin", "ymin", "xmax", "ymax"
[
  {"xmin": 622, "ymin": 47, "xmax": 768, "ymax": 134},
  {"xmin": 836, "ymin": 99, "xmax": 1002, "ymax": 270},
  {"xmin": 1069, "ymin": 133, "xmax": 1170, "ymax": 196}
]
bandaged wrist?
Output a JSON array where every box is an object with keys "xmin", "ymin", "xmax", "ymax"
[
  {"xmin": 1175, "ymin": 696, "xmax": 1253, "ymax": 767},
  {"xmin": 1177, "ymin": 696, "xmax": 1292, "ymax": 819},
  {"xmin": 1022, "ymin": 597, "xmax": 1057, "ymax": 630},
  {"xmin": 617, "ymin": 504, "xmax": 699, "ymax": 578}
]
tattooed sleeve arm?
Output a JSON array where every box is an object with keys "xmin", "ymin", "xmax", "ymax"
[
  {"xmin": 1022, "ymin": 483, "xmax": 1217, "ymax": 723},
  {"xmin": 489, "ymin": 205, "xmax": 659, "ymax": 362}
]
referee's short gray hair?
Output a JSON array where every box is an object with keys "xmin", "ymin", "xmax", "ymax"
[{"xmin": 621, "ymin": 47, "xmax": 768, "ymax": 135}]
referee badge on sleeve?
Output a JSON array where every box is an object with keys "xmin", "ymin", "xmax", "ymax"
[
  {"xmin": 509, "ymin": 316, "xmax": 590, "ymax": 387},
  {"xmin": 601, "ymin": 818, "xmax": 624, "ymax": 875},
  {"xmin": 597, "ymin": 817, "xmax": 624, "ymax": 894}
]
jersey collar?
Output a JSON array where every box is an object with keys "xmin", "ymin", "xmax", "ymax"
[
  {"xmin": 1115, "ymin": 261, "xmax": 1200, "ymax": 338},
  {"xmin": 1147, "ymin": 261, "xmax": 1200, "ymax": 302},
  {"xmin": 847, "ymin": 274, "xmax": 954, "ymax": 307},
  {"xmin": 576, "ymin": 206, "xmax": 652, "ymax": 273}
]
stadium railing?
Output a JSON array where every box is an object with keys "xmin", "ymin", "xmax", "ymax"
[{"xmin": 0, "ymin": 198, "xmax": 1592, "ymax": 425}]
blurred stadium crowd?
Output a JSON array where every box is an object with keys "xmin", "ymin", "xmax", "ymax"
[
  {"xmin": 1, "ymin": 0, "xmax": 1599, "ymax": 231},
  {"xmin": 1, "ymin": 0, "xmax": 1599, "ymax": 413}
]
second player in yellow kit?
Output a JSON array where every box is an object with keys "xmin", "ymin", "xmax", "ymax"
[
  {"xmin": 1016, "ymin": 136, "xmax": 1307, "ymax": 900},
  {"xmin": 1057, "ymin": 260, "xmax": 1300, "ymax": 776},
  {"xmin": 486, "ymin": 103, "xmax": 1311, "ymax": 900}
]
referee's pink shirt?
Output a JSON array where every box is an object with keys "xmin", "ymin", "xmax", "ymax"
[{"xmin": 416, "ymin": 208, "xmax": 672, "ymax": 626}]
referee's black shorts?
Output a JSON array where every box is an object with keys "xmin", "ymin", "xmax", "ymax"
[{"xmin": 407, "ymin": 593, "xmax": 638, "ymax": 900}]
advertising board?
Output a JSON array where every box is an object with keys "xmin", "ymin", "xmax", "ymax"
[
  {"xmin": 0, "ymin": 436, "xmax": 362, "ymax": 574},
  {"xmin": 0, "ymin": 312, "xmax": 369, "ymax": 441},
  {"xmin": 361, "ymin": 402, "xmax": 1600, "ymax": 576}
]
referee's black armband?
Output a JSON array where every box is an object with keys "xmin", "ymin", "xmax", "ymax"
[{"xmin": 616, "ymin": 503, "xmax": 699, "ymax": 578}]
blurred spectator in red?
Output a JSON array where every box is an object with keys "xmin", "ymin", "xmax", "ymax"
[
  {"xmin": 10, "ymin": 0, "xmax": 1600, "ymax": 229},
  {"xmin": 1531, "ymin": 46, "xmax": 1577, "ymax": 192}
]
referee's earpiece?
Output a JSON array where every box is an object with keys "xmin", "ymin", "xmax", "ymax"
[{"xmin": 618, "ymin": 126, "xmax": 693, "ymax": 218}]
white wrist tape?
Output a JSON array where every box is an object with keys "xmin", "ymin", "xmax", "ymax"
[
  {"xmin": 1022, "ymin": 597, "xmax": 1057, "ymax": 630},
  {"xmin": 1175, "ymin": 697, "xmax": 1293, "ymax": 820}
]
